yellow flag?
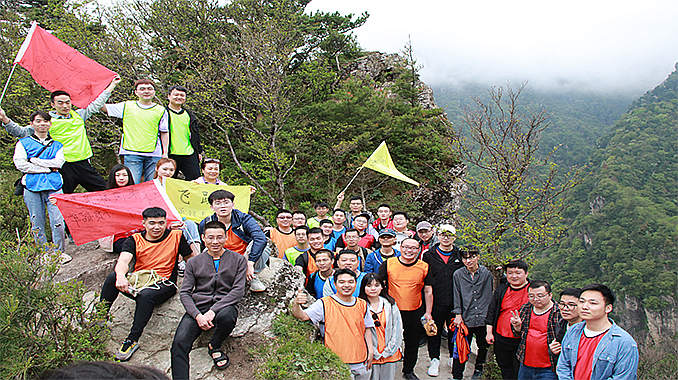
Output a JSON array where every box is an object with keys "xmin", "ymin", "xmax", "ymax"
[
  {"xmin": 164, "ymin": 178, "xmax": 251, "ymax": 222},
  {"xmin": 362, "ymin": 141, "xmax": 420, "ymax": 186}
]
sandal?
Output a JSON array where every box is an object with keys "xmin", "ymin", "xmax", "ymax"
[{"xmin": 208, "ymin": 343, "xmax": 230, "ymax": 370}]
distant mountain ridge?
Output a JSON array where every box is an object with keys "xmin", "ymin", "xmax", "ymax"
[{"xmin": 432, "ymin": 83, "xmax": 633, "ymax": 166}]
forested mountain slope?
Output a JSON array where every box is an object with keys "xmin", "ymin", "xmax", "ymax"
[{"xmin": 532, "ymin": 65, "xmax": 678, "ymax": 341}]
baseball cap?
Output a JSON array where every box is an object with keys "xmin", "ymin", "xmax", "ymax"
[
  {"xmin": 378, "ymin": 228, "xmax": 397, "ymax": 238},
  {"xmin": 416, "ymin": 221, "xmax": 432, "ymax": 231},
  {"xmin": 438, "ymin": 224, "xmax": 456, "ymax": 235}
]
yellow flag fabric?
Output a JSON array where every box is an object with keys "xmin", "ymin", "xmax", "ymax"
[
  {"xmin": 362, "ymin": 141, "xmax": 420, "ymax": 186},
  {"xmin": 164, "ymin": 178, "xmax": 251, "ymax": 222}
]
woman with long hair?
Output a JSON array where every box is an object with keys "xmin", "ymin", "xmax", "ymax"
[
  {"xmin": 107, "ymin": 164, "xmax": 135, "ymax": 189},
  {"xmin": 358, "ymin": 273, "xmax": 403, "ymax": 379}
]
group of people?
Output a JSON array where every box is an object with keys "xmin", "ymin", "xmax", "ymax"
[{"xmin": 1, "ymin": 78, "xmax": 639, "ymax": 380}]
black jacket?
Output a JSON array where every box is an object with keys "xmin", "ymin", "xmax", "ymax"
[
  {"xmin": 166, "ymin": 107, "xmax": 203, "ymax": 155},
  {"xmin": 485, "ymin": 277, "xmax": 530, "ymax": 331},
  {"xmin": 421, "ymin": 243, "xmax": 463, "ymax": 311}
]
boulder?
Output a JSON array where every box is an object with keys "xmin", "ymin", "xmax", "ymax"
[{"xmin": 104, "ymin": 257, "xmax": 305, "ymax": 379}]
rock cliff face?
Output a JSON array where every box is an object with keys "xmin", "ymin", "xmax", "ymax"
[
  {"xmin": 615, "ymin": 294, "xmax": 677, "ymax": 345},
  {"xmin": 89, "ymin": 257, "xmax": 304, "ymax": 379}
]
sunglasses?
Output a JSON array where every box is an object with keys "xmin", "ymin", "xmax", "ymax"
[{"xmin": 371, "ymin": 311, "xmax": 381, "ymax": 327}]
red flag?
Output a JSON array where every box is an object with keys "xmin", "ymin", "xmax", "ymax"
[
  {"xmin": 52, "ymin": 181, "xmax": 181, "ymax": 246},
  {"xmin": 14, "ymin": 22, "xmax": 117, "ymax": 108}
]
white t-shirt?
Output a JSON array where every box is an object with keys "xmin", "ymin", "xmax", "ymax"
[{"xmin": 106, "ymin": 102, "xmax": 169, "ymax": 157}]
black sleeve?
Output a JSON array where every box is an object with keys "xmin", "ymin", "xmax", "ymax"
[
  {"xmin": 377, "ymin": 260, "xmax": 388, "ymax": 284},
  {"xmin": 188, "ymin": 109, "xmax": 203, "ymax": 154},
  {"xmin": 423, "ymin": 266, "xmax": 433, "ymax": 286},
  {"xmin": 178, "ymin": 235, "xmax": 192, "ymax": 258},
  {"xmin": 120, "ymin": 236, "xmax": 136, "ymax": 257},
  {"xmin": 294, "ymin": 253, "xmax": 307, "ymax": 268},
  {"xmin": 485, "ymin": 288, "xmax": 500, "ymax": 326},
  {"xmin": 305, "ymin": 272, "xmax": 317, "ymax": 297}
]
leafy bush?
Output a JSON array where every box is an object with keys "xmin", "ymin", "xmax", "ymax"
[
  {"xmin": 256, "ymin": 313, "xmax": 350, "ymax": 380},
  {"xmin": 0, "ymin": 237, "xmax": 110, "ymax": 379}
]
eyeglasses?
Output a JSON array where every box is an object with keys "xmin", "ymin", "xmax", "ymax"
[
  {"xmin": 371, "ymin": 311, "xmax": 381, "ymax": 327},
  {"xmin": 277, "ymin": 216, "xmax": 292, "ymax": 219},
  {"xmin": 528, "ymin": 293, "xmax": 550, "ymax": 300},
  {"xmin": 559, "ymin": 302, "xmax": 578, "ymax": 310}
]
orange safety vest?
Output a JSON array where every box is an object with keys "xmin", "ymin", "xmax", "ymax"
[
  {"xmin": 269, "ymin": 228, "xmax": 297, "ymax": 258},
  {"xmin": 132, "ymin": 230, "xmax": 183, "ymax": 278},
  {"xmin": 385, "ymin": 257, "xmax": 429, "ymax": 311},
  {"xmin": 373, "ymin": 306, "xmax": 403, "ymax": 364},
  {"xmin": 323, "ymin": 296, "xmax": 369, "ymax": 364}
]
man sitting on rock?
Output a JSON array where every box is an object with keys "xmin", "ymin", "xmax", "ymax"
[
  {"xmin": 171, "ymin": 221, "xmax": 247, "ymax": 379},
  {"xmin": 99, "ymin": 207, "xmax": 193, "ymax": 361},
  {"xmin": 291, "ymin": 268, "xmax": 374, "ymax": 380}
]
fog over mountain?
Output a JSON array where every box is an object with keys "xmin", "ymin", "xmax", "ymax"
[{"xmin": 309, "ymin": 0, "xmax": 678, "ymax": 94}]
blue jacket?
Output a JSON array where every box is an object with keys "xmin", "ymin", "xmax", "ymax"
[
  {"xmin": 556, "ymin": 319, "xmax": 638, "ymax": 380},
  {"xmin": 364, "ymin": 248, "xmax": 400, "ymax": 274},
  {"xmin": 198, "ymin": 209, "xmax": 266, "ymax": 263}
]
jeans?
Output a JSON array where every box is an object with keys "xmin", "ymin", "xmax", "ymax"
[
  {"xmin": 182, "ymin": 220, "xmax": 200, "ymax": 244},
  {"xmin": 23, "ymin": 188, "xmax": 65, "ymax": 252},
  {"xmin": 518, "ymin": 363, "xmax": 557, "ymax": 380},
  {"xmin": 453, "ymin": 325, "xmax": 488, "ymax": 379},
  {"xmin": 171, "ymin": 306, "xmax": 238, "ymax": 380},
  {"xmin": 100, "ymin": 272, "xmax": 176, "ymax": 342},
  {"xmin": 122, "ymin": 154, "xmax": 161, "ymax": 184}
]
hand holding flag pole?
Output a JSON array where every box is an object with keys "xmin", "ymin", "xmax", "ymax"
[{"xmin": 338, "ymin": 141, "xmax": 420, "ymax": 195}]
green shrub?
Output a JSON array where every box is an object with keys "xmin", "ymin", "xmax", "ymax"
[
  {"xmin": 0, "ymin": 173, "xmax": 29, "ymax": 241},
  {"xmin": 256, "ymin": 313, "xmax": 350, "ymax": 380},
  {"xmin": 0, "ymin": 237, "xmax": 110, "ymax": 379}
]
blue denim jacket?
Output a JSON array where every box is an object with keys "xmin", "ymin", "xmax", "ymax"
[
  {"xmin": 198, "ymin": 209, "xmax": 266, "ymax": 263},
  {"xmin": 556, "ymin": 319, "xmax": 638, "ymax": 380}
]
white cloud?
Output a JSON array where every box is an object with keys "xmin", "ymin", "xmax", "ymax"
[{"xmin": 308, "ymin": 0, "xmax": 678, "ymax": 93}]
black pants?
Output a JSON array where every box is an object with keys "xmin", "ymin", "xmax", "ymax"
[
  {"xmin": 494, "ymin": 334, "xmax": 521, "ymax": 380},
  {"xmin": 400, "ymin": 308, "xmax": 425, "ymax": 374},
  {"xmin": 60, "ymin": 159, "xmax": 107, "ymax": 194},
  {"xmin": 428, "ymin": 306, "xmax": 453, "ymax": 360},
  {"xmin": 171, "ymin": 306, "xmax": 238, "ymax": 380},
  {"xmin": 100, "ymin": 272, "xmax": 176, "ymax": 342},
  {"xmin": 452, "ymin": 325, "xmax": 488, "ymax": 379},
  {"xmin": 170, "ymin": 153, "xmax": 201, "ymax": 181}
]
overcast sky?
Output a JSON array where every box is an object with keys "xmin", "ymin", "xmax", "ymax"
[{"xmin": 308, "ymin": 0, "xmax": 678, "ymax": 94}]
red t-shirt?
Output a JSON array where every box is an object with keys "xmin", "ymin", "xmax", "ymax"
[
  {"xmin": 524, "ymin": 309, "xmax": 551, "ymax": 368},
  {"xmin": 496, "ymin": 285, "xmax": 529, "ymax": 337},
  {"xmin": 574, "ymin": 330, "xmax": 608, "ymax": 380}
]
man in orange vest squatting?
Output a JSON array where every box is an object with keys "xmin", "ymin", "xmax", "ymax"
[{"xmin": 291, "ymin": 268, "xmax": 374, "ymax": 380}]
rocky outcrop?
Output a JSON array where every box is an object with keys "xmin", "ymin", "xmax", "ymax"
[
  {"xmin": 615, "ymin": 294, "xmax": 678, "ymax": 345},
  {"xmin": 102, "ymin": 257, "xmax": 304, "ymax": 379}
]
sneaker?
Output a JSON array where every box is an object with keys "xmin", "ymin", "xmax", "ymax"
[
  {"xmin": 427, "ymin": 358, "xmax": 440, "ymax": 377},
  {"xmin": 471, "ymin": 369, "xmax": 483, "ymax": 380},
  {"xmin": 115, "ymin": 339, "xmax": 139, "ymax": 361},
  {"xmin": 249, "ymin": 275, "xmax": 266, "ymax": 292},
  {"xmin": 177, "ymin": 261, "xmax": 186, "ymax": 277},
  {"xmin": 403, "ymin": 372, "xmax": 420, "ymax": 380},
  {"xmin": 60, "ymin": 252, "xmax": 72, "ymax": 264}
]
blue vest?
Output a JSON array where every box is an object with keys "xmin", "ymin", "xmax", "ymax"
[{"xmin": 19, "ymin": 136, "xmax": 63, "ymax": 192}]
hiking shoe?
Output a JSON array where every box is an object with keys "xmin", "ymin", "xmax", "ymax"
[
  {"xmin": 427, "ymin": 358, "xmax": 440, "ymax": 376},
  {"xmin": 60, "ymin": 252, "xmax": 72, "ymax": 264},
  {"xmin": 403, "ymin": 372, "xmax": 420, "ymax": 380},
  {"xmin": 471, "ymin": 369, "xmax": 483, "ymax": 380},
  {"xmin": 177, "ymin": 261, "xmax": 186, "ymax": 277},
  {"xmin": 250, "ymin": 275, "xmax": 266, "ymax": 292},
  {"xmin": 115, "ymin": 339, "xmax": 139, "ymax": 361}
]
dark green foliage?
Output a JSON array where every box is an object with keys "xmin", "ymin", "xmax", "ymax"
[
  {"xmin": 0, "ymin": 238, "xmax": 110, "ymax": 379},
  {"xmin": 256, "ymin": 313, "xmax": 350, "ymax": 380},
  {"xmin": 532, "ymin": 66, "xmax": 678, "ymax": 312}
]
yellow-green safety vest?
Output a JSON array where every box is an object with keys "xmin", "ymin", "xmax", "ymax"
[
  {"xmin": 168, "ymin": 109, "xmax": 194, "ymax": 155},
  {"xmin": 122, "ymin": 101, "xmax": 165, "ymax": 153},
  {"xmin": 49, "ymin": 110, "xmax": 92, "ymax": 162}
]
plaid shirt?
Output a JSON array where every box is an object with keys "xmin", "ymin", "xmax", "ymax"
[{"xmin": 511, "ymin": 302, "xmax": 565, "ymax": 372}]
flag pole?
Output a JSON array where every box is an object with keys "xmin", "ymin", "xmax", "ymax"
[
  {"xmin": 0, "ymin": 63, "xmax": 18, "ymax": 106},
  {"xmin": 340, "ymin": 166, "xmax": 364, "ymax": 195}
]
